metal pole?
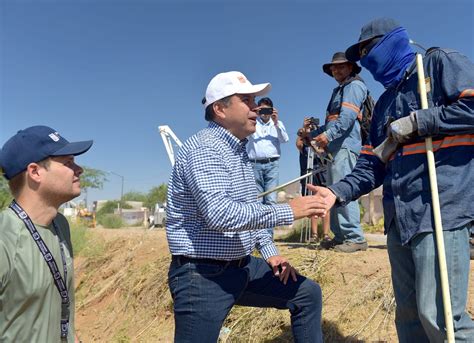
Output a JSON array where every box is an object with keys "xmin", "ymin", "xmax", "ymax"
[
  {"xmin": 257, "ymin": 167, "xmax": 326, "ymax": 199},
  {"xmin": 416, "ymin": 53, "xmax": 454, "ymax": 342},
  {"xmin": 304, "ymin": 147, "xmax": 315, "ymax": 243},
  {"xmin": 108, "ymin": 171, "xmax": 125, "ymax": 215},
  {"xmin": 120, "ymin": 175, "xmax": 124, "ymax": 215}
]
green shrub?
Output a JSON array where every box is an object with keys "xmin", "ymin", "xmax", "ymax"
[
  {"xmin": 98, "ymin": 214, "xmax": 124, "ymax": 229},
  {"xmin": 69, "ymin": 222, "xmax": 89, "ymax": 256},
  {"xmin": 362, "ymin": 217, "xmax": 385, "ymax": 233},
  {"xmin": 96, "ymin": 200, "xmax": 132, "ymax": 217},
  {"xmin": 277, "ymin": 219, "xmax": 313, "ymax": 242}
]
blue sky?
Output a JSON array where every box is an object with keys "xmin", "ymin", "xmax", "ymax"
[{"xmin": 1, "ymin": 0, "xmax": 473, "ymax": 203}]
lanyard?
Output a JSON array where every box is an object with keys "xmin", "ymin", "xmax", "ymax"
[{"xmin": 9, "ymin": 200, "xmax": 70, "ymax": 340}]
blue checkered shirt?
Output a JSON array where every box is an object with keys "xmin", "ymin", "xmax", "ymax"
[{"xmin": 166, "ymin": 122, "xmax": 294, "ymax": 260}]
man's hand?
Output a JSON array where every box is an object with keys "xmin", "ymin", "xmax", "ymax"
[
  {"xmin": 303, "ymin": 118, "xmax": 312, "ymax": 129},
  {"xmin": 306, "ymin": 184, "xmax": 337, "ymax": 214},
  {"xmin": 288, "ymin": 193, "xmax": 328, "ymax": 219},
  {"xmin": 296, "ymin": 136, "xmax": 305, "ymax": 151},
  {"xmin": 314, "ymin": 132, "xmax": 329, "ymax": 148},
  {"xmin": 310, "ymin": 140, "xmax": 326, "ymax": 155},
  {"xmin": 266, "ymin": 255, "xmax": 298, "ymax": 285},
  {"xmin": 271, "ymin": 108, "xmax": 279, "ymax": 125},
  {"xmin": 389, "ymin": 112, "xmax": 418, "ymax": 143}
]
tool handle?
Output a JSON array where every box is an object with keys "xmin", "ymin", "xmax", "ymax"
[{"xmin": 416, "ymin": 53, "xmax": 454, "ymax": 343}]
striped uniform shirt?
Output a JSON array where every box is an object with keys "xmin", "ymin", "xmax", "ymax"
[
  {"xmin": 323, "ymin": 79, "xmax": 367, "ymax": 155},
  {"xmin": 166, "ymin": 122, "xmax": 294, "ymax": 260}
]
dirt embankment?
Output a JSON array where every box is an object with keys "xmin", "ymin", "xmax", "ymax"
[{"xmin": 74, "ymin": 228, "xmax": 474, "ymax": 342}]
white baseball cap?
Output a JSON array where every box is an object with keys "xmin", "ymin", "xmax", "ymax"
[{"xmin": 203, "ymin": 71, "xmax": 271, "ymax": 108}]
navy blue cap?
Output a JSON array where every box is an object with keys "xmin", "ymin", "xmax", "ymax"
[
  {"xmin": 345, "ymin": 18, "xmax": 401, "ymax": 62},
  {"xmin": 0, "ymin": 125, "xmax": 93, "ymax": 180}
]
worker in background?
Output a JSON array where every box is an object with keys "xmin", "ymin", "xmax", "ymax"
[
  {"xmin": 311, "ymin": 17, "xmax": 474, "ymax": 341},
  {"xmin": 310, "ymin": 51, "xmax": 369, "ymax": 253}
]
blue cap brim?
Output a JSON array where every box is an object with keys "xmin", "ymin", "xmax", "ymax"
[
  {"xmin": 345, "ymin": 37, "xmax": 374, "ymax": 62},
  {"xmin": 51, "ymin": 140, "xmax": 93, "ymax": 157}
]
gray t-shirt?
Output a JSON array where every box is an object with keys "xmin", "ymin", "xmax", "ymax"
[{"xmin": 0, "ymin": 208, "xmax": 75, "ymax": 342}]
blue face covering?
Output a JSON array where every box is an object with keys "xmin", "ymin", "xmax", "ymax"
[{"xmin": 360, "ymin": 27, "xmax": 415, "ymax": 88}]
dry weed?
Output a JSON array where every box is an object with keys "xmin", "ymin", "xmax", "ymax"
[{"xmin": 76, "ymin": 231, "xmax": 397, "ymax": 342}]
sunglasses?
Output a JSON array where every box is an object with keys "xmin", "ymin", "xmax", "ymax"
[{"xmin": 359, "ymin": 36, "xmax": 383, "ymax": 58}]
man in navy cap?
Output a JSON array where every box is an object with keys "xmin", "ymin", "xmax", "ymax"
[
  {"xmin": 311, "ymin": 18, "xmax": 474, "ymax": 341},
  {"xmin": 0, "ymin": 125, "xmax": 93, "ymax": 342}
]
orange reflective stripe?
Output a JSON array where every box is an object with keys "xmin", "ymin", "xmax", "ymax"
[
  {"xmin": 342, "ymin": 102, "xmax": 363, "ymax": 121},
  {"xmin": 360, "ymin": 145, "xmax": 375, "ymax": 156},
  {"xmin": 341, "ymin": 102, "xmax": 361, "ymax": 113},
  {"xmin": 402, "ymin": 134, "xmax": 474, "ymax": 156},
  {"xmin": 459, "ymin": 89, "xmax": 474, "ymax": 98}
]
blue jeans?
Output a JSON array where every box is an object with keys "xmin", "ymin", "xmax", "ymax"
[
  {"xmin": 252, "ymin": 160, "xmax": 279, "ymax": 237},
  {"xmin": 168, "ymin": 255, "xmax": 323, "ymax": 343},
  {"xmin": 388, "ymin": 222, "xmax": 474, "ymax": 342},
  {"xmin": 327, "ymin": 148, "xmax": 365, "ymax": 243}
]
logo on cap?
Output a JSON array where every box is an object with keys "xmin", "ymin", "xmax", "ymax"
[
  {"xmin": 49, "ymin": 132, "xmax": 60, "ymax": 142},
  {"xmin": 237, "ymin": 75, "xmax": 247, "ymax": 83}
]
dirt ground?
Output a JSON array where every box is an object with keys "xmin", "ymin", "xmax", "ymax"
[{"xmin": 74, "ymin": 227, "xmax": 474, "ymax": 342}]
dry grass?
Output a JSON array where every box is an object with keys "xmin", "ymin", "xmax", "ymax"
[
  {"xmin": 75, "ymin": 231, "xmax": 174, "ymax": 342},
  {"xmin": 219, "ymin": 246, "xmax": 396, "ymax": 342},
  {"xmin": 75, "ymin": 229, "xmax": 399, "ymax": 342}
]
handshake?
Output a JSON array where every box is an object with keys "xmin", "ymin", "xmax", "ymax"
[{"xmin": 288, "ymin": 184, "xmax": 337, "ymax": 220}]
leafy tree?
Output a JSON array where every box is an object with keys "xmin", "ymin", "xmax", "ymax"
[
  {"xmin": 81, "ymin": 167, "xmax": 107, "ymax": 190},
  {"xmin": 96, "ymin": 200, "xmax": 120, "ymax": 217},
  {"xmin": 96, "ymin": 200, "xmax": 132, "ymax": 217},
  {"xmin": 81, "ymin": 167, "xmax": 107, "ymax": 207},
  {"xmin": 0, "ymin": 177, "xmax": 12, "ymax": 210},
  {"xmin": 144, "ymin": 184, "xmax": 167, "ymax": 209},
  {"xmin": 122, "ymin": 191, "xmax": 147, "ymax": 203}
]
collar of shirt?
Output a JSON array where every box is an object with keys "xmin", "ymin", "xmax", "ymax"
[
  {"xmin": 208, "ymin": 121, "xmax": 248, "ymax": 153},
  {"xmin": 257, "ymin": 117, "xmax": 273, "ymax": 126}
]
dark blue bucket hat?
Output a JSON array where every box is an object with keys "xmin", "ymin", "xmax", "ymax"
[
  {"xmin": 345, "ymin": 18, "xmax": 401, "ymax": 62},
  {"xmin": 0, "ymin": 125, "xmax": 93, "ymax": 180}
]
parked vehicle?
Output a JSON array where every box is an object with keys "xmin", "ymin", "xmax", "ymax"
[{"xmin": 149, "ymin": 202, "xmax": 166, "ymax": 228}]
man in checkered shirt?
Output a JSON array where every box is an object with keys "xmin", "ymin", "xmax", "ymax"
[{"xmin": 166, "ymin": 71, "xmax": 324, "ymax": 342}]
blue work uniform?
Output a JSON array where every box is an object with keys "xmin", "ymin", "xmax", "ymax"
[
  {"xmin": 330, "ymin": 49, "xmax": 474, "ymax": 242},
  {"xmin": 330, "ymin": 48, "xmax": 474, "ymax": 341},
  {"xmin": 314, "ymin": 77, "xmax": 367, "ymax": 243}
]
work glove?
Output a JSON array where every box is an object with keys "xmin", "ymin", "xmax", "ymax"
[
  {"xmin": 373, "ymin": 136, "xmax": 399, "ymax": 164},
  {"xmin": 389, "ymin": 112, "xmax": 418, "ymax": 143}
]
